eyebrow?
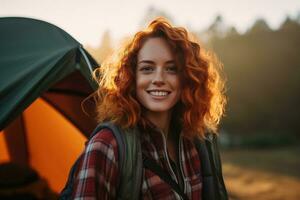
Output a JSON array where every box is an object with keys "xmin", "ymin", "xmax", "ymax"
[{"xmin": 137, "ymin": 60, "xmax": 175, "ymax": 65}]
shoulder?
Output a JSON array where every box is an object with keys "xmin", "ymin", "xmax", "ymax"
[
  {"xmin": 72, "ymin": 128, "xmax": 120, "ymax": 199},
  {"xmin": 86, "ymin": 128, "xmax": 119, "ymax": 161},
  {"xmin": 90, "ymin": 128, "xmax": 118, "ymax": 146}
]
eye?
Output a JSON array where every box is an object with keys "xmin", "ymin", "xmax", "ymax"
[
  {"xmin": 139, "ymin": 66, "xmax": 154, "ymax": 73},
  {"xmin": 166, "ymin": 65, "xmax": 178, "ymax": 73}
]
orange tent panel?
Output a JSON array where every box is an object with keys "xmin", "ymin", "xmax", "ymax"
[
  {"xmin": 23, "ymin": 98, "xmax": 86, "ymax": 192},
  {"xmin": 0, "ymin": 131, "xmax": 10, "ymax": 163}
]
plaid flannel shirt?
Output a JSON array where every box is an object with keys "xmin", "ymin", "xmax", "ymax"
[{"xmin": 72, "ymin": 124, "xmax": 202, "ymax": 200}]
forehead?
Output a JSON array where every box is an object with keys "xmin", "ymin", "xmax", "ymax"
[{"xmin": 137, "ymin": 37, "xmax": 174, "ymax": 62}]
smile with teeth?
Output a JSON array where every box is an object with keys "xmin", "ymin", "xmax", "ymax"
[{"xmin": 147, "ymin": 90, "xmax": 170, "ymax": 96}]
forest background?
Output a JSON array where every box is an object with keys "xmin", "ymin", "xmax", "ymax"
[{"xmin": 87, "ymin": 8, "xmax": 300, "ymax": 199}]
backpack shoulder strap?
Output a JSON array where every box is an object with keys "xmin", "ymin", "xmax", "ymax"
[
  {"xmin": 194, "ymin": 136, "xmax": 217, "ymax": 200},
  {"xmin": 118, "ymin": 126, "xmax": 142, "ymax": 200},
  {"xmin": 209, "ymin": 134, "xmax": 228, "ymax": 200},
  {"xmin": 93, "ymin": 122, "xmax": 143, "ymax": 200},
  {"xmin": 194, "ymin": 134, "xmax": 228, "ymax": 200},
  {"xmin": 59, "ymin": 122, "xmax": 142, "ymax": 200},
  {"xmin": 91, "ymin": 122, "xmax": 126, "ymax": 172}
]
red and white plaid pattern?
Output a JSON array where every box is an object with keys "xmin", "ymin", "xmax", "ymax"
[{"xmin": 72, "ymin": 124, "xmax": 202, "ymax": 199}]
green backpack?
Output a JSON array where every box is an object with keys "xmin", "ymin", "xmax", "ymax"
[{"xmin": 59, "ymin": 122, "xmax": 228, "ymax": 200}]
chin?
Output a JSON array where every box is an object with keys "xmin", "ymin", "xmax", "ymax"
[{"xmin": 146, "ymin": 105, "xmax": 174, "ymax": 113}]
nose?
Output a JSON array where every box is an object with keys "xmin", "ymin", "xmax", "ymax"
[
  {"xmin": 152, "ymin": 68, "xmax": 165, "ymax": 87},
  {"xmin": 152, "ymin": 79, "xmax": 165, "ymax": 87}
]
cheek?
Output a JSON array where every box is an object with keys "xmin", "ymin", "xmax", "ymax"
[
  {"xmin": 172, "ymin": 77, "xmax": 181, "ymax": 92},
  {"xmin": 173, "ymin": 78, "xmax": 182, "ymax": 101},
  {"xmin": 136, "ymin": 77, "xmax": 145, "ymax": 91},
  {"xmin": 135, "ymin": 76, "xmax": 148, "ymax": 99}
]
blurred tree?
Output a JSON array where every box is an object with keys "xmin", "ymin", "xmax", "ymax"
[
  {"xmin": 139, "ymin": 6, "xmax": 174, "ymax": 28},
  {"xmin": 247, "ymin": 18, "xmax": 271, "ymax": 33},
  {"xmin": 207, "ymin": 15, "xmax": 229, "ymax": 38},
  {"xmin": 85, "ymin": 30, "xmax": 113, "ymax": 64},
  {"xmin": 226, "ymin": 26, "xmax": 239, "ymax": 37},
  {"xmin": 202, "ymin": 15, "xmax": 230, "ymax": 47},
  {"xmin": 97, "ymin": 31, "xmax": 113, "ymax": 62},
  {"xmin": 209, "ymin": 18, "xmax": 300, "ymax": 136},
  {"xmin": 280, "ymin": 16, "xmax": 300, "ymax": 31},
  {"xmin": 296, "ymin": 11, "xmax": 300, "ymax": 24}
]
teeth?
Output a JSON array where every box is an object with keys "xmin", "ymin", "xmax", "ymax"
[{"xmin": 149, "ymin": 91, "xmax": 169, "ymax": 96}]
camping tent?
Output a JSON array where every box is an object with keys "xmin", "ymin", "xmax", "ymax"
[{"xmin": 0, "ymin": 17, "xmax": 99, "ymax": 192}]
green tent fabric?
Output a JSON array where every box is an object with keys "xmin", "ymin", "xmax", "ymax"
[{"xmin": 0, "ymin": 17, "xmax": 99, "ymax": 132}]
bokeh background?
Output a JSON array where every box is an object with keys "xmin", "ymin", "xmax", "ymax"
[{"xmin": 1, "ymin": 0, "xmax": 300, "ymax": 199}]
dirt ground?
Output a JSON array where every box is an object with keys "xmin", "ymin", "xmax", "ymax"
[{"xmin": 222, "ymin": 147, "xmax": 300, "ymax": 200}]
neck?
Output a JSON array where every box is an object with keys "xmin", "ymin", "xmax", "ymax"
[{"xmin": 145, "ymin": 111, "xmax": 172, "ymax": 136}]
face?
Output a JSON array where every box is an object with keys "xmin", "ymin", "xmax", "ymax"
[{"xmin": 136, "ymin": 37, "xmax": 181, "ymax": 116}]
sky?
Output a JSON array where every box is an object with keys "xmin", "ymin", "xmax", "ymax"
[{"xmin": 1, "ymin": 0, "xmax": 300, "ymax": 47}]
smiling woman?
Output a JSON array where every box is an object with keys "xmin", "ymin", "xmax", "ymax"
[
  {"xmin": 62, "ymin": 18, "xmax": 227, "ymax": 200},
  {"xmin": 136, "ymin": 37, "xmax": 182, "ymax": 131}
]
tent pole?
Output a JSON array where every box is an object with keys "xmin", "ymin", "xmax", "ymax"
[{"xmin": 79, "ymin": 46, "xmax": 94, "ymax": 75}]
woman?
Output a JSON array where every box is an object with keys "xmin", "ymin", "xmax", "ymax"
[{"xmin": 70, "ymin": 18, "xmax": 227, "ymax": 199}]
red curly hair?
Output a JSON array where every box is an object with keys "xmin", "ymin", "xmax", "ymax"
[{"xmin": 93, "ymin": 18, "xmax": 226, "ymax": 138}]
